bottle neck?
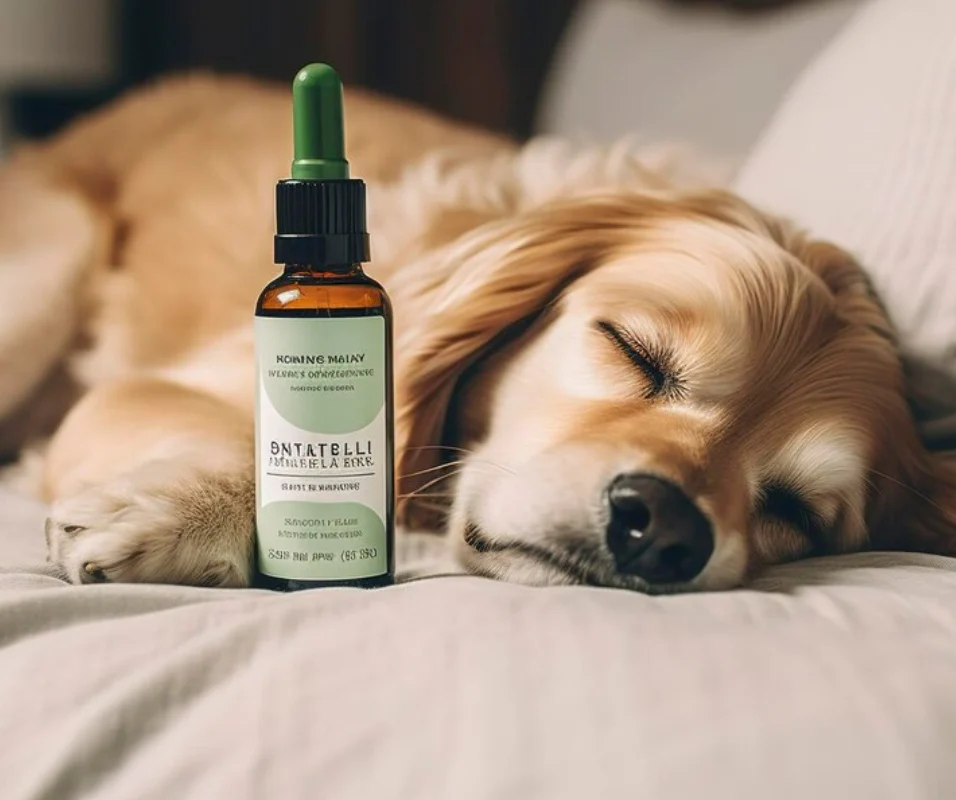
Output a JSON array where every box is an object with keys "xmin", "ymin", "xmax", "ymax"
[{"xmin": 283, "ymin": 262, "xmax": 365, "ymax": 278}]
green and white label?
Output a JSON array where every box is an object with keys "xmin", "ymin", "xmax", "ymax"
[{"xmin": 254, "ymin": 316, "xmax": 389, "ymax": 581}]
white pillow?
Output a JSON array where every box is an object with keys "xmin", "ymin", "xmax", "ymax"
[{"xmin": 734, "ymin": 0, "xmax": 956, "ymax": 447}]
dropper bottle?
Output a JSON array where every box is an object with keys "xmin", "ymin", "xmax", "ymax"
[{"xmin": 254, "ymin": 63, "xmax": 394, "ymax": 591}]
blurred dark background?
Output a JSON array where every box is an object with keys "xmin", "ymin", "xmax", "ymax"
[
  {"xmin": 0, "ymin": 0, "xmax": 864, "ymax": 168},
  {"xmin": 5, "ymin": 0, "xmax": 820, "ymax": 147},
  {"xmin": 117, "ymin": 0, "xmax": 579, "ymax": 139},
  {"xmin": 7, "ymin": 0, "xmax": 575, "ymax": 143}
]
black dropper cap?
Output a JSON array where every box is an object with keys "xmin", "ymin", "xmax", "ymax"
[{"xmin": 274, "ymin": 63, "xmax": 370, "ymax": 267}]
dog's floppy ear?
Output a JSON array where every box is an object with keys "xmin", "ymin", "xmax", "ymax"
[
  {"xmin": 909, "ymin": 452, "xmax": 956, "ymax": 557},
  {"xmin": 791, "ymin": 237, "xmax": 956, "ymax": 558},
  {"xmin": 866, "ymin": 442, "xmax": 956, "ymax": 558},
  {"xmin": 394, "ymin": 196, "xmax": 646, "ymax": 525},
  {"xmin": 794, "ymin": 239, "xmax": 898, "ymax": 345},
  {"xmin": 694, "ymin": 192, "xmax": 898, "ymax": 347}
]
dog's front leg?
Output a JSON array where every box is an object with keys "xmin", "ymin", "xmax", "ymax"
[{"xmin": 43, "ymin": 379, "xmax": 255, "ymax": 587}]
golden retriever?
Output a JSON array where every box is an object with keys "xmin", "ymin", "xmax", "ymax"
[{"xmin": 1, "ymin": 73, "xmax": 953, "ymax": 592}]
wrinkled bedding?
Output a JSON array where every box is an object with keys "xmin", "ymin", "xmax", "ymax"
[
  {"xmin": 3, "ymin": 526, "xmax": 956, "ymax": 799},
  {"xmin": 3, "ymin": 482, "xmax": 956, "ymax": 799}
]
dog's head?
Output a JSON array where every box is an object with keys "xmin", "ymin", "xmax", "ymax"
[{"xmin": 395, "ymin": 189, "xmax": 956, "ymax": 592}]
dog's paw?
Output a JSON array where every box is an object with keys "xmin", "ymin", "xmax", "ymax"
[{"xmin": 46, "ymin": 459, "xmax": 255, "ymax": 587}]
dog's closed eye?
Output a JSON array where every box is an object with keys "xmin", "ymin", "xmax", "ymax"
[
  {"xmin": 595, "ymin": 320, "xmax": 677, "ymax": 398},
  {"xmin": 757, "ymin": 483, "xmax": 826, "ymax": 553}
]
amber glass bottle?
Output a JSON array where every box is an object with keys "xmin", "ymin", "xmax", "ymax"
[{"xmin": 254, "ymin": 64, "xmax": 394, "ymax": 591}]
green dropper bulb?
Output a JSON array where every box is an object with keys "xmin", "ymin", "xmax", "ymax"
[{"xmin": 291, "ymin": 63, "xmax": 350, "ymax": 181}]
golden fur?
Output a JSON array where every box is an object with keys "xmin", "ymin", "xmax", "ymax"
[{"xmin": 1, "ymin": 73, "xmax": 954, "ymax": 590}]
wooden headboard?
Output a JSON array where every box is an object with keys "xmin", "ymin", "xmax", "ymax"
[
  {"xmin": 12, "ymin": 0, "xmax": 809, "ymax": 141},
  {"xmin": 123, "ymin": 0, "xmax": 580, "ymax": 139}
]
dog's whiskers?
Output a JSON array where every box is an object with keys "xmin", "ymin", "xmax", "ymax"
[
  {"xmin": 399, "ymin": 469, "xmax": 467, "ymax": 500},
  {"xmin": 403, "ymin": 446, "xmax": 516, "ymax": 476},
  {"xmin": 401, "ymin": 499, "xmax": 453, "ymax": 517},
  {"xmin": 407, "ymin": 445, "xmax": 478, "ymax": 456},
  {"xmin": 400, "ymin": 459, "xmax": 514, "ymax": 480},
  {"xmin": 868, "ymin": 468, "xmax": 948, "ymax": 516},
  {"xmin": 399, "ymin": 460, "xmax": 468, "ymax": 480}
]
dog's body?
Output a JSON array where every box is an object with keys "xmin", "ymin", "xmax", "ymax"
[{"xmin": 2, "ymin": 74, "xmax": 954, "ymax": 591}]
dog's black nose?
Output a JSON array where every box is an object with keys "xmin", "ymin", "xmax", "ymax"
[{"xmin": 605, "ymin": 474, "xmax": 714, "ymax": 584}]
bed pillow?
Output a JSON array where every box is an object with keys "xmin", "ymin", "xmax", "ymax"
[{"xmin": 734, "ymin": 0, "xmax": 956, "ymax": 447}]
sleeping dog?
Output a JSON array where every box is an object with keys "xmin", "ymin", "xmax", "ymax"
[{"xmin": 1, "ymin": 73, "xmax": 954, "ymax": 591}]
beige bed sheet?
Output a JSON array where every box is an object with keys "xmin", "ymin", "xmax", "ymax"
[
  {"xmin": 2, "ymin": 550, "xmax": 956, "ymax": 800},
  {"xmin": 2, "ymin": 485, "xmax": 956, "ymax": 799}
]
